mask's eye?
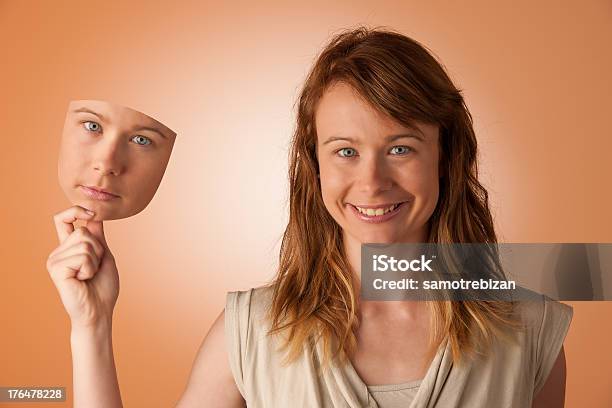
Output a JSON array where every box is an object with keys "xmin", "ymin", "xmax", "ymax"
[
  {"xmin": 390, "ymin": 146, "xmax": 412, "ymax": 155},
  {"xmin": 83, "ymin": 121, "xmax": 101, "ymax": 132},
  {"xmin": 337, "ymin": 147, "xmax": 358, "ymax": 158},
  {"xmin": 131, "ymin": 135, "xmax": 152, "ymax": 146}
]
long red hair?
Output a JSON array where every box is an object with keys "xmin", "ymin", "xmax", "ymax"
[{"xmin": 267, "ymin": 27, "xmax": 518, "ymax": 370}]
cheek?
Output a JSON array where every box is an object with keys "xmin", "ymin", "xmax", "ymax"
[
  {"xmin": 319, "ymin": 177, "xmax": 335, "ymax": 213},
  {"xmin": 58, "ymin": 143, "xmax": 87, "ymax": 183},
  {"xmin": 408, "ymin": 161, "xmax": 440, "ymax": 216},
  {"xmin": 125, "ymin": 155, "xmax": 169, "ymax": 202},
  {"xmin": 398, "ymin": 160, "xmax": 439, "ymax": 201},
  {"xmin": 319, "ymin": 165, "xmax": 348, "ymax": 209}
]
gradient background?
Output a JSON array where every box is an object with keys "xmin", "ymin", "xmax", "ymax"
[{"xmin": 1, "ymin": 1, "xmax": 611, "ymax": 406}]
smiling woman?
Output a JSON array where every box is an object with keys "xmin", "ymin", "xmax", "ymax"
[
  {"xmin": 57, "ymin": 100, "xmax": 177, "ymax": 221},
  {"xmin": 215, "ymin": 27, "xmax": 573, "ymax": 407}
]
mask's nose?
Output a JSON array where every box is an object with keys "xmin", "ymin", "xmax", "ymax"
[{"xmin": 92, "ymin": 136, "xmax": 126, "ymax": 177}]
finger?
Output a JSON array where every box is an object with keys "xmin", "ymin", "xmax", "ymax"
[
  {"xmin": 49, "ymin": 240, "xmax": 100, "ymax": 270},
  {"xmin": 53, "ymin": 206, "xmax": 95, "ymax": 244},
  {"xmin": 75, "ymin": 256, "xmax": 97, "ymax": 280},
  {"xmin": 85, "ymin": 220, "xmax": 108, "ymax": 249},
  {"xmin": 48, "ymin": 253, "xmax": 97, "ymax": 282},
  {"xmin": 66, "ymin": 226, "xmax": 105, "ymax": 261},
  {"xmin": 49, "ymin": 226, "xmax": 105, "ymax": 262}
]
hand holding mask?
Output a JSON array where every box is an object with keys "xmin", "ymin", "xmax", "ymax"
[{"xmin": 48, "ymin": 100, "xmax": 176, "ymax": 328}]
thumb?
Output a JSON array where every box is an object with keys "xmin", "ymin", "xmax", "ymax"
[{"xmin": 85, "ymin": 220, "xmax": 108, "ymax": 249}]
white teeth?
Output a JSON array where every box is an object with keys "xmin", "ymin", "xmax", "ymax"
[{"xmin": 355, "ymin": 203, "xmax": 400, "ymax": 216}]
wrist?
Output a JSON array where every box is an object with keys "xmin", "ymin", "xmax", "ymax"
[{"xmin": 70, "ymin": 315, "xmax": 113, "ymax": 338}]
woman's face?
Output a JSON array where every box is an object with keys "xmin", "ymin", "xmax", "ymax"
[
  {"xmin": 58, "ymin": 100, "xmax": 176, "ymax": 221},
  {"xmin": 316, "ymin": 83, "xmax": 440, "ymax": 244}
]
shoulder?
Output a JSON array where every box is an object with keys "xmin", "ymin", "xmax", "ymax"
[
  {"xmin": 227, "ymin": 283, "xmax": 275, "ymax": 307},
  {"xmin": 461, "ymin": 296, "xmax": 573, "ymax": 405},
  {"xmin": 514, "ymin": 296, "xmax": 573, "ymax": 396},
  {"xmin": 224, "ymin": 284, "xmax": 277, "ymax": 352},
  {"xmin": 226, "ymin": 283, "xmax": 276, "ymax": 330},
  {"xmin": 516, "ymin": 296, "xmax": 573, "ymax": 341},
  {"xmin": 224, "ymin": 284, "xmax": 277, "ymax": 401}
]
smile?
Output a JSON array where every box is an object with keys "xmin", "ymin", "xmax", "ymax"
[
  {"xmin": 79, "ymin": 185, "xmax": 120, "ymax": 201},
  {"xmin": 347, "ymin": 201, "xmax": 408, "ymax": 223}
]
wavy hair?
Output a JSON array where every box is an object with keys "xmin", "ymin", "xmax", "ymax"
[{"xmin": 267, "ymin": 27, "xmax": 519, "ymax": 371}]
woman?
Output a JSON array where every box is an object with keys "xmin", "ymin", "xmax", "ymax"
[{"xmin": 47, "ymin": 27, "xmax": 572, "ymax": 407}]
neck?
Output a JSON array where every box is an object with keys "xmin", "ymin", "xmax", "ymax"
[
  {"xmin": 343, "ymin": 228, "xmax": 430, "ymax": 283},
  {"xmin": 342, "ymin": 226, "xmax": 430, "ymax": 317}
]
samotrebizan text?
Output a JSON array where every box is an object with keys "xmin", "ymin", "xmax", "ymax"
[{"xmin": 372, "ymin": 278, "xmax": 517, "ymax": 290}]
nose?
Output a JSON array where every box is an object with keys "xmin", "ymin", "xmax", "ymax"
[
  {"xmin": 358, "ymin": 154, "xmax": 393, "ymax": 194},
  {"xmin": 92, "ymin": 138, "xmax": 125, "ymax": 176}
]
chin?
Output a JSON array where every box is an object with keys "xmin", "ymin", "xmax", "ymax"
[
  {"xmin": 353, "ymin": 229, "xmax": 401, "ymax": 244},
  {"xmin": 70, "ymin": 199, "xmax": 123, "ymax": 221}
]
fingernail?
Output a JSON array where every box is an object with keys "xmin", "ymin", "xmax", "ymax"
[{"xmin": 85, "ymin": 210, "xmax": 95, "ymax": 216}]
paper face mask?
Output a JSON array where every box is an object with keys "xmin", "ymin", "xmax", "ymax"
[{"xmin": 58, "ymin": 100, "xmax": 176, "ymax": 221}]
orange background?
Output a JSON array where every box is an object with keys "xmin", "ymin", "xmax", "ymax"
[{"xmin": 1, "ymin": 1, "xmax": 611, "ymax": 406}]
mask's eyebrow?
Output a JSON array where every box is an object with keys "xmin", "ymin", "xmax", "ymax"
[
  {"xmin": 73, "ymin": 108, "xmax": 169, "ymax": 139},
  {"xmin": 72, "ymin": 107, "xmax": 107, "ymax": 123},
  {"xmin": 133, "ymin": 126, "xmax": 167, "ymax": 139}
]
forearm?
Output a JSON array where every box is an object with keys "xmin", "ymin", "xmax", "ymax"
[{"xmin": 70, "ymin": 319, "xmax": 123, "ymax": 408}]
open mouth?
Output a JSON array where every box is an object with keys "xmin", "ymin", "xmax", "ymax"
[
  {"xmin": 353, "ymin": 202, "xmax": 404, "ymax": 216},
  {"xmin": 347, "ymin": 201, "xmax": 409, "ymax": 222}
]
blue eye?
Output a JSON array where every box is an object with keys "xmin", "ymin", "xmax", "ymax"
[
  {"xmin": 390, "ymin": 146, "xmax": 412, "ymax": 155},
  {"xmin": 83, "ymin": 121, "xmax": 101, "ymax": 132},
  {"xmin": 337, "ymin": 147, "xmax": 357, "ymax": 158},
  {"xmin": 131, "ymin": 135, "xmax": 152, "ymax": 146}
]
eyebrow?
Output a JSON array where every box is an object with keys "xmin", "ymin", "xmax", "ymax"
[
  {"xmin": 133, "ymin": 126, "xmax": 167, "ymax": 139},
  {"xmin": 72, "ymin": 107, "xmax": 107, "ymax": 123},
  {"xmin": 72, "ymin": 108, "xmax": 167, "ymax": 139},
  {"xmin": 322, "ymin": 132, "xmax": 424, "ymax": 145}
]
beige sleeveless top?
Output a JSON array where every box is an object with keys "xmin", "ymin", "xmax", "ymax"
[{"xmin": 225, "ymin": 284, "xmax": 572, "ymax": 407}]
